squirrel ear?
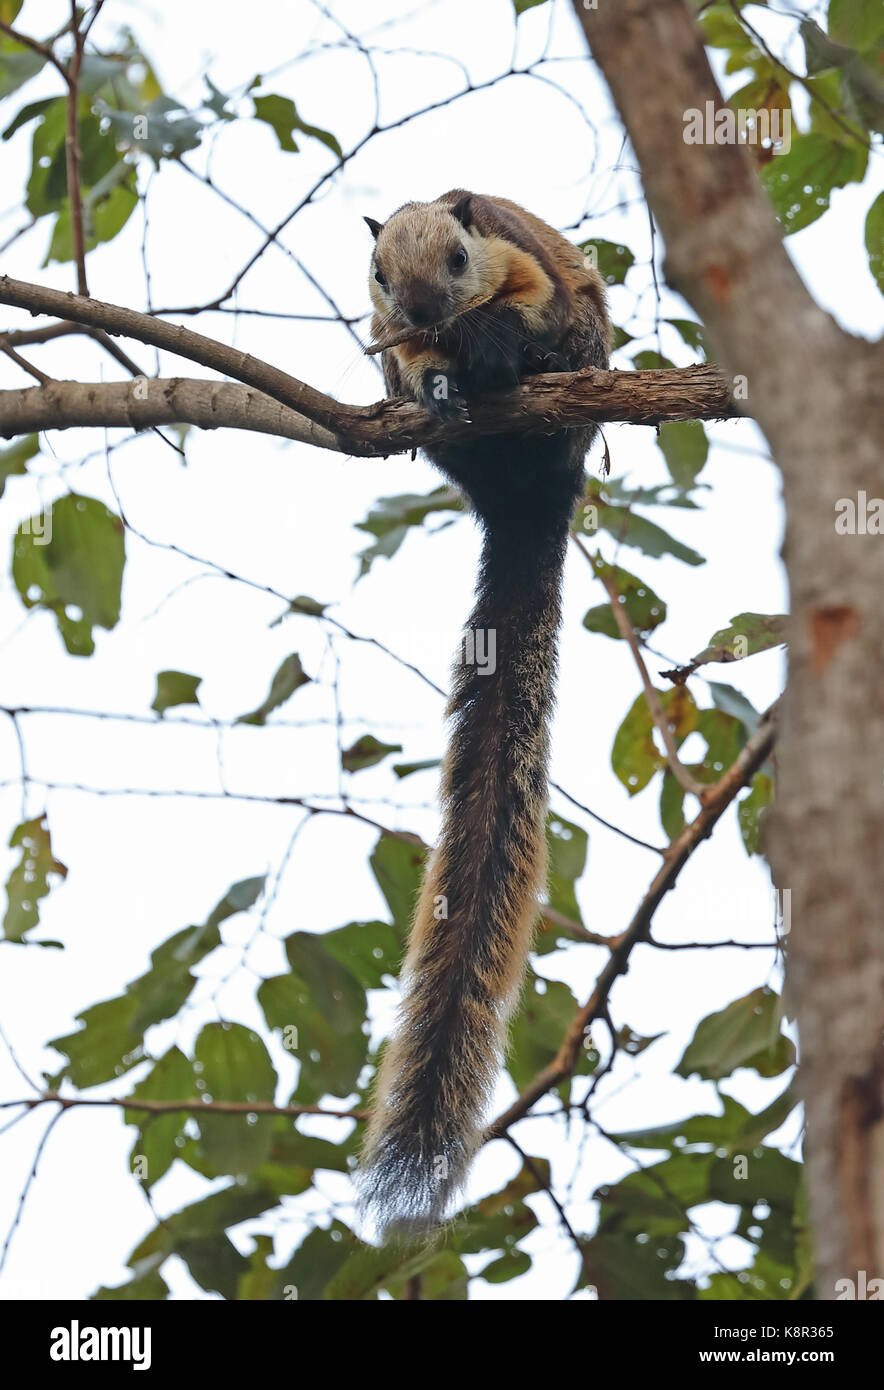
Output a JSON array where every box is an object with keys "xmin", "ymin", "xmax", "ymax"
[
  {"xmin": 450, "ymin": 194, "xmax": 473, "ymax": 229},
  {"xmin": 364, "ymin": 216, "xmax": 384, "ymax": 240}
]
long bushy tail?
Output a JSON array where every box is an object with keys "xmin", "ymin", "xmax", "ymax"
[{"xmin": 359, "ymin": 508, "xmax": 571, "ymax": 1238}]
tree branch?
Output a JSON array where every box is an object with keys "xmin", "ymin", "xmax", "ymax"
[
  {"xmin": 0, "ymin": 275, "xmax": 741, "ymax": 452},
  {"xmin": 576, "ymin": 535, "xmax": 705, "ymax": 797},
  {"xmin": 65, "ymin": 0, "xmax": 89, "ymax": 297},
  {"xmin": 0, "ymin": 1092, "xmax": 367, "ymax": 1121},
  {"xmin": 0, "ymin": 377, "xmax": 342, "ymax": 449},
  {"xmin": 0, "ymin": 364, "xmax": 740, "ymax": 452},
  {"xmin": 486, "ymin": 702, "xmax": 778, "ymax": 1139}
]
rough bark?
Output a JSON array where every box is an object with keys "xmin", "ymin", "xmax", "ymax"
[
  {"xmin": 0, "ymin": 365, "xmax": 740, "ymax": 457},
  {"xmin": 574, "ymin": 0, "xmax": 884, "ymax": 1297}
]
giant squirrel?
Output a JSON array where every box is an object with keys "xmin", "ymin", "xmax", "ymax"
[{"xmin": 360, "ymin": 190, "xmax": 610, "ymax": 1236}]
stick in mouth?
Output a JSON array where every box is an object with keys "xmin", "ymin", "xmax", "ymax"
[{"xmin": 365, "ymin": 291, "xmax": 497, "ymax": 355}]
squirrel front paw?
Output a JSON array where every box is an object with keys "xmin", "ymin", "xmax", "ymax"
[
  {"xmin": 421, "ymin": 368, "xmax": 472, "ymax": 423},
  {"xmin": 521, "ymin": 342, "xmax": 570, "ymax": 374}
]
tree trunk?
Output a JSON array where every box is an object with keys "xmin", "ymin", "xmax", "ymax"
[{"xmin": 574, "ymin": 0, "xmax": 884, "ymax": 1297}]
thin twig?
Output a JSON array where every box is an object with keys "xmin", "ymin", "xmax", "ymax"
[
  {"xmin": 0, "ymin": 1092, "xmax": 367, "ymax": 1121},
  {"xmin": 576, "ymin": 536, "xmax": 705, "ymax": 797},
  {"xmin": 486, "ymin": 703, "xmax": 778, "ymax": 1138},
  {"xmin": 65, "ymin": 1, "xmax": 89, "ymax": 297}
]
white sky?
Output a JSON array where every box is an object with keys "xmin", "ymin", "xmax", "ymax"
[{"xmin": 0, "ymin": 0, "xmax": 881, "ymax": 1300}]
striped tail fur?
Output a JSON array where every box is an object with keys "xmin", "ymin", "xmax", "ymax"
[{"xmin": 359, "ymin": 497, "xmax": 573, "ymax": 1238}]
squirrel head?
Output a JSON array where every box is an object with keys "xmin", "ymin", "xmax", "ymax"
[{"xmin": 366, "ymin": 195, "xmax": 487, "ymax": 331}]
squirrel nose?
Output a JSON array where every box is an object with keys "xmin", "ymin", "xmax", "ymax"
[
  {"xmin": 402, "ymin": 283, "xmax": 446, "ymax": 328},
  {"xmin": 407, "ymin": 300, "xmax": 444, "ymax": 328}
]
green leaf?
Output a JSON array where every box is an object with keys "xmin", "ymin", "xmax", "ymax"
[
  {"xmin": 738, "ymin": 771, "xmax": 774, "ymax": 855},
  {"xmin": 691, "ymin": 612, "xmax": 787, "ymax": 668},
  {"xmin": 3, "ymin": 814, "xmax": 67, "ymax": 944},
  {"xmin": 513, "ymin": 0, "xmax": 549, "ymax": 13},
  {"xmin": 709, "ymin": 1146, "xmax": 801, "ymax": 1211},
  {"xmin": 734, "ymin": 1081, "xmax": 799, "ymax": 1152},
  {"xmin": 125, "ymin": 1045, "xmax": 196, "ymax": 1187},
  {"xmin": 582, "ymin": 559, "xmax": 667, "ymax": 640},
  {"xmin": 151, "ymin": 669, "xmax": 201, "ymax": 715},
  {"xmin": 48, "ymin": 876, "xmax": 264, "ymax": 1087},
  {"xmin": 660, "ymin": 770, "xmax": 686, "ymax": 840},
  {"xmin": 613, "ymin": 1087, "xmax": 799, "ymax": 1159},
  {"xmin": 392, "ymin": 757, "xmax": 441, "ymax": 779},
  {"xmin": 480, "ymin": 1249, "xmax": 532, "ymax": 1283},
  {"xmin": 386, "ymin": 1250, "xmax": 468, "ymax": 1300},
  {"xmin": 596, "ymin": 502, "xmax": 705, "ymax": 566},
  {"xmin": 677, "ymin": 987, "xmax": 795, "ymax": 1081},
  {"xmin": 320, "ymin": 919, "xmax": 402, "ymax": 990},
  {"xmin": 259, "ymin": 932, "xmax": 368, "ymax": 1101},
  {"xmin": 713, "ymin": 1147, "xmax": 803, "ymax": 1270},
  {"xmin": 325, "ymin": 1240, "xmax": 440, "ymax": 1300},
  {"xmin": 698, "ymin": 4, "xmax": 759, "ymax": 62},
  {"xmin": 596, "ymin": 1151, "xmax": 713, "ymax": 1234},
  {"xmin": 708, "ymin": 680, "xmax": 760, "ymax": 735},
  {"xmin": 127, "ymin": 1183, "xmax": 279, "ymax": 1298},
  {"xmin": 545, "ymin": 813, "xmax": 588, "ymax": 923},
  {"xmin": 828, "ymin": 0, "xmax": 884, "ymax": 48},
  {"xmin": 612, "ymin": 687, "xmax": 698, "ymax": 796},
  {"xmin": 689, "ymin": 707, "xmax": 743, "ymax": 784},
  {"xmin": 237, "ymin": 654, "xmax": 310, "ymax": 724},
  {"xmin": 451, "ymin": 1162, "xmax": 544, "ymax": 1255},
  {"xmin": 25, "ymin": 98, "xmax": 68, "ymax": 216},
  {"xmin": 611, "ymin": 1094, "xmax": 752, "ymax": 1152},
  {"xmin": 0, "ymin": 433, "xmax": 38, "ymax": 497},
  {"xmin": 616, "ymin": 1024, "xmax": 664, "ymax": 1057},
  {"xmin": 592, "ymin": 477, "xmax": 701, "ymax": 510},
  {"xmin": 48, "ymin": 994, "xmax": 146, "ymax": 1090},
  {"xmin": 507, "ymin": 974, "xmax": 593, "ymax": 1090},
  {"xmin": 95, "ymin": 95, "xmax": 205, "ymax": 163},
  {"xmin": 631, "ymin": 350, "xmax": 676, "ymax": 370},
  {"xmin": 656, "ymin": 420, "xmax": 709, "ymax": 490},
  {"xmin": 93, "ymin": 1254, "xmax": 169, "ymax": 1301},
  {"xmin": 191, "ymin": 1023, "xmax": 277, "ymax": 1176},
  {"xmin": 0, "ymin": 24, "xmax": 45, "ymax": 101},
  {"xmin": 761, "ymin": 131, "xmax": 867, "ymax": 234},
  {"xmin": 261, "ymin": 1122, "xmax": 356, "ymax": 1178},
  {"xmin": 370, "ymin": 832, "xmax": 426, "ymax": 933},
  {"xmin": 341, "ymin": 734, "xmax": 403, "ymax": 774},
  {"xmin": 271, "ymin": 1221, "xmax": 355, "ymax": 1301},
  {"xmin": 236, "ymin": 1236, "xmax": 277, "ymax": 1301},
  {"xmin": 252, "ymin": 92, "xmax": 342, "ymax": 158},
  {"xmin": 285, "ymin": 593, "xmax": 327, "ymax": 617},
  {"xmin": 612, "ymin": 693, "xmax": 664, "ymax": 796},
  {"xmin": 355, "ymin": 486, "xmax": 463, "ymax": 577},
  {"xmin": 577, "ymin": 237, "xmax": 635, "ymax": 286},
  {"xmin": 12, "ymin": 494, "xmax": 125, "ymax": 656},
  {"xmin": 1, "ymin": 95, "xmax": 55, "ymax": 140},
  {"xmin": 582, "ymin": 1231, "xmax": 694, "ymax": 1300},
  {"xmin": 665, "ymin": 317, "xmax": 709, "ymax": 359},
  {"xmin": 45, "ymin": 177, "xmax": 138, "ymax": 264},
  {"xmin": 202, "ymin": 76, "xmax": 235, "ymax": 121},
  {"xmin": 865, "ymin": 191, "xmax": 884, "ymax": 296}
]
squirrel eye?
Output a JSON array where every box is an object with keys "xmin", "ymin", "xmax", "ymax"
[
  {"xmin": 374, "ymin": 266, "xmax": 387, "ymax": 288},
  {"xmin": 450, "ymin": 246, "xmax": 468, "ymax": 271}
]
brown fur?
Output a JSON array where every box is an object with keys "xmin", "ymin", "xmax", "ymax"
[{"xmin": 359, "ymin": 192, "xmax": 609, "ymax": 1237}]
